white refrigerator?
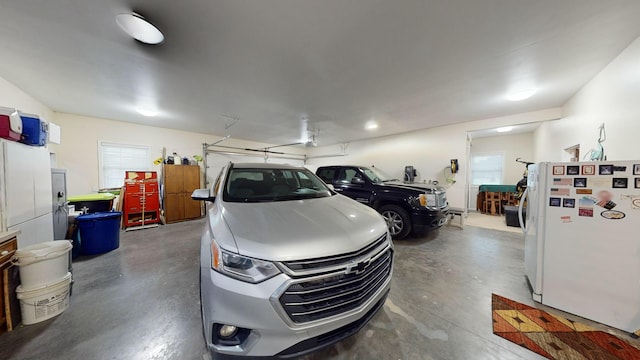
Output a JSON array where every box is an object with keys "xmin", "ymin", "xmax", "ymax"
[
  {"xmin": 519, "ymin": 161, "xmax": 640, "ymax": 334},
  {"xmin": 0, "ymin": 139, "xmax": 54, "ymax": 248}
]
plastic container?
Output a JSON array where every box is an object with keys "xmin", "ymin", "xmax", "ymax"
[
  {"xmin": 16, "ymin": 272, "xmax": 72, "ymax": 325},
  {"xmin": 18, "ymin": 112, "xmax": 48, "ymax": 146},
  {"xmin": 504, "ymin": 205, "xmax": 526, "ymax": 227},
  {"xmin": 13, "ymin": 240, "xmax": 72, "ymax": 290},
  {"xmin": 0, "ymin": 106, "xmax": 22, "ymax": 141},
  {"xmin": 76, "ymin": 212, "xmax": 122, "ymax": 255},
  {"xmin": 68, "ymin": 193, "xmax": 115, "ymax": 213}
]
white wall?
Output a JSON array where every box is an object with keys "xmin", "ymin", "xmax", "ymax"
[
  {"xmin": 307, "ymin": 108, "xmax": 561, "ymax": 208},
  {"xmin": 470, "ymin": 132, "xmax": 534, "ymax": 185},
  {"xmin": 0, "ymin": 69, "xmax": 564, "ymax": 209},
  {"xmin": 535, "ymin": 37, "xmax": 640, "ymax": 162},
  {"xmin": 0, "ymin": 77, "xmax": 54, "ymax": 122},
  {"xmin": 51, "ymin": 112, "xmax": 305, "ymax": 196}
]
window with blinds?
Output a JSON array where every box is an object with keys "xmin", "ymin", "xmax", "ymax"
[
  {"xmin": 99, "ymin": 142, "xmax": 150, "ymax": 188},
  {"xmin": 471, "ymin": 153, "xmax": 504, "ymax": 185}
]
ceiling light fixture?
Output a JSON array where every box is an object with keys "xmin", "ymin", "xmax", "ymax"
[
  {"xmin": 365, "ymin": 120, "xmax": 379, "ymax": 130},
  {"xmin": 136, "ymin": 106, "xmax": 158, "ymax": 117},
  {"xmin": 116, "ymin": 13, "xmax": 164, "ymax": 45},
  {"xmin": 496, "ymin": 126, "xmax": 513, "ymax": 133},
  {"xmin": 506, "ymin": 89, "xmax": 536, "ymax": 101}
]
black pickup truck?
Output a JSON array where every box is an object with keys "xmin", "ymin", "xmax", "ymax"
[{"xmin": 316, "ymin": 165, "xmax": 449, "ymax": 239}]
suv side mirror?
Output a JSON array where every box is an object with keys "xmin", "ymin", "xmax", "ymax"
[
  {"xmin": 192, "ymin": 188, "xmax": 215, "ymax": 202},
  {"xmin": 351, "ymin": 176, "xmax": 365, "ymax": 185}
]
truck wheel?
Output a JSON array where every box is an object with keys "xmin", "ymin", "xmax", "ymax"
[{"xmin": 379, "ymin": 205, "xmax": 411, "ymax": 239}]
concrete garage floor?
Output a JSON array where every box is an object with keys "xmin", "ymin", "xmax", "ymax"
[{"xmin": 0, "ymin": 220, "xmax": 631, "ymax": 359}]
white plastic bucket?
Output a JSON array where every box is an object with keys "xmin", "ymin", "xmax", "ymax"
[
  {"xmin": 16, "ymin": 272, "xmax": 72, "ymax": 325},
  {"xmin": 13, "ymin": 240, "xmax": 72, "ymax": 290}
]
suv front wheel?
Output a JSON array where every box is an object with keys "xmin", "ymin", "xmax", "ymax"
[{"xmin": 379, "ymin": 204, "xmax": 411, "ymax": 239}]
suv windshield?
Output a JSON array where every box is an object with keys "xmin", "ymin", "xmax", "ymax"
[
  {"xmin": 224, "ymin": 167, "xmax": 332, "ymax": 202},
  {"xmin": 361, "ymin": 167, "xmax": 397, "ymax": 184}
]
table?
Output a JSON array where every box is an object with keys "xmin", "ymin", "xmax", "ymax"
[
  {"xmin": 478, "ymin": 184, "xmax": 516, "ymax": 193},
  {"xmin": 478, "ymin": 185, "xmax": 518, "ymax": 215}
]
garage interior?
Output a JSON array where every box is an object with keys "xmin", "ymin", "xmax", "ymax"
[{"xmin": 2, "ymin": 1, "xmax": 640, "ymax": 359}]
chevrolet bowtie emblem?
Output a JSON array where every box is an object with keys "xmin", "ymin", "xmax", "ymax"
[{"xmin": 346, "ymin": 258, "xmax": 371, "ymax": 275}]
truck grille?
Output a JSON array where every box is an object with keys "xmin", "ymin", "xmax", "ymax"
[
  {"xmin": 277, "ymin": 235, "xmax": 393, "ymax": 324},
  {"xmin": 435, "ymin": 190, "xmax": 447, "ymax": 209}
]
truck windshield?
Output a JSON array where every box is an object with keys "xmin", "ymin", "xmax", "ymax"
[
  {"xmin": 361, "ymin": 167, "xmax": 397, "ymax": 184},
  {"xmin": 224, "ymin": 168, "xmax": 333, "ymax": 202}
]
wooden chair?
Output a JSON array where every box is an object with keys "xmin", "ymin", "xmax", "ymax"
[
  {"xmin": 477, "ymin": 192, "xmax": 486, "ymax": 213},
  {"xmin": 483, "ymin": 192, "xmax": 502, "ymax": 215}
]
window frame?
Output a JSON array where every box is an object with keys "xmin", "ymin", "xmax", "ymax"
[
  {"xmin": 470, "ymin": 152, "xmax": 505, "ymax": 186},
  {"xmin": 98, "ymin": 141, "xmax": 151, "ymax": 189}
]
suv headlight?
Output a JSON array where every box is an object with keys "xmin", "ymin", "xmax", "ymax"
[{"xmin": 210, "ymin": 240, "xmax": 280, "ymax": 283}]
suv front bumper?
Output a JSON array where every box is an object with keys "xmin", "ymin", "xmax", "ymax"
[{"xmin": 200, "ymin": 266, "xmax": 392, "ymax": 358}]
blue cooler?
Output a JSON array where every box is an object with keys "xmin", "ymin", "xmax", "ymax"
[
  {"xmin": 19, "ymin": 112, "xmax": 48, "ymax": 146},
  {"xmin": 76, "ymin": 212, "xmax": 122, "ymax": 255}
]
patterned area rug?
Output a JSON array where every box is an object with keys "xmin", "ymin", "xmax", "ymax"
[{"xmin": 492, "ymin": 293, "xmax": 640, "ymax": 360}]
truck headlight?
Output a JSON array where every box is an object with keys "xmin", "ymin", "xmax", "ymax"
[
  {"xmin": 210, "ymin": 240, "xmax": 280, "ymax": 283},
  {"xmin": 418, "ymin": 193, "xmax": 437, "ymax": 207}
]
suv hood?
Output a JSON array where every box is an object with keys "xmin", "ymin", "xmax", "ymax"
[
  {"xmin": 218, "ymin": 195, "xmax": 388, "ymax": 262},
  {"xmin": 380, "ymin": 181, "xmax": 446, "ymax": 193}
]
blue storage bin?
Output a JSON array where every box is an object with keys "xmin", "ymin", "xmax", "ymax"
[
  {"xmin": 76, "ymin": 212, "xmax": 122, "ymax": 255},
  {"xmin": 19, "ymin": 113, "xmax": 47, "ymax": 146}
]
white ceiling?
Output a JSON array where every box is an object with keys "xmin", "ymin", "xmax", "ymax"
[{"xmin": 2, "ymin": 1, "xmax": 640, "ymax": 146}]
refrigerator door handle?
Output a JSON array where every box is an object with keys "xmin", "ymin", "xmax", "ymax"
[{"xmin": 518, "ymin": 187, "xmax": 529, "ymax": 234}]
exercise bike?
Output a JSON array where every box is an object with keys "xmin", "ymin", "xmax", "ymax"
[{"xmin": 515, "ymin": 158, "xmax": 534, "ymax": 201}]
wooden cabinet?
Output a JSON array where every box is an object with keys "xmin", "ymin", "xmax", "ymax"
[
  {"xmin": 163, "ymin": 165, "xmax": 202, "ymax": 223},
  {"xmin": 0, "ymin": 234, "xmax": 19, "ymax": 333}
]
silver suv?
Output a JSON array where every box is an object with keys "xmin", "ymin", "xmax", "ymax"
[{"xmin": 192, "ymin": 162, "xmax": 393, "ymax": 358}]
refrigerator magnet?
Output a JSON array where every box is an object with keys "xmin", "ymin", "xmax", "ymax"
[
  {"xmin": 549, "ymin": 197, "xmax": 561, "ymax": 207},
  {"xmin": 578, "ymin": 207, "xmax": 593, "ymax": 217},
  {"xmin": 550, "ymin": 188, "xmax": 570, "ymax": 196},
  {"xmin": 563, "ymin": 198, "xmax": 575, "ymax": 208},
  {"xmin": 613, "ymin": 166, "xmax": 627, "ymax": 172},
  {"xmin": 601, "ymin": 210, "xmax": 625, "ymax": 219},
  {"xmin": 553, "ymin": 178, "xmax": 572, "ymax": 186},
  {"xmin": 612, "ymin": 178, "xmax": 628, "ymax": 188},
  {"xmin": 634, "ymin": 164, "xmax": 640, "ymax": 175},
  {"xmin": 635, "ymin": 178, "xmax": 640, "ymax": 189},
  {"xmin": 573, "ymin": 178, "xmax": 587, "ymax": 187},
  {"xmin": 599, "ymin": 164, "xmax": 614, "ymax": 175},
  {"xmin": 566, "ymin": 166, "xmax": 579, "ymax": 175},
  {"xmin": 553, "ymin": 165, "xmax": 565, "ymax": 175},
  {"xmin": 582, "ymin": 165, "xmax": 595, "ymax": 175}
]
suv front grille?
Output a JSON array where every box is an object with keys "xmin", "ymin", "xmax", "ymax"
[{"xmin": 277, "ymin": 235, "xmax": 393, "ymax": 324}]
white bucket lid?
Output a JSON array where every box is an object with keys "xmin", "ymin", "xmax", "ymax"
[
  {"xmin": 16, "ymin": 272, "xmax": 72, "ymax": 297},
  {"xmin": 14, "ymin": 240, "xmax": 72, "ymax": 266}
]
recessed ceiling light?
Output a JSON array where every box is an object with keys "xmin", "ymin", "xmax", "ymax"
[
  {"xmin": 116, "ymin": 13, "xmax": 164, "ymax": 45},
  {"xmin": 136, "ymin": 106, "xmax": 158, "ymax": 117},
  {"xmin": 365, "ymin": 121, "xmax": 378, "ymax": 130},
  {"xmin": 506, "ymin": 89, "xmax": 536, "ymax": 101},
  {"xmin": 496, "ymin": 126, "xmax": 513, "ymax": 133}
]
